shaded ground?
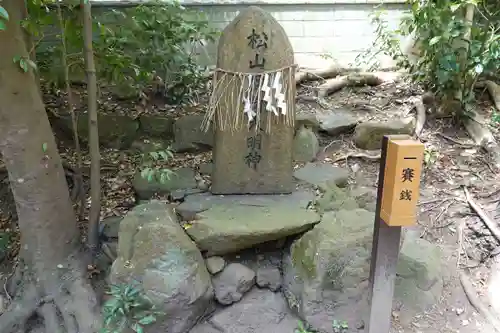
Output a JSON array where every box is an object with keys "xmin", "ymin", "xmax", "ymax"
[{"xmin": 0, "ymin": 76, "xmax": 499, "ymax": 332}]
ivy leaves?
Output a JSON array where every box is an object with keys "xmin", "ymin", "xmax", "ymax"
[
  {"xmin": 0, "ymin": 5, "xmax": 9, "ymax": 31},
  {"xmin": 13, "ymin": 55, "xmax": 37, "ymax": 73}
]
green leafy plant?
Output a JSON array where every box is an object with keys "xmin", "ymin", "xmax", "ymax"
[
  {"xmin": 332, "ymin": 319, "xmax": 348, "ymax": 333},
  {"xmin": 0, "ymin": 4, "xmax": 9, "ymax": 31},
  {"xmin": 31, "ymin": 0, "xmax": 218, "ymax": 103},
  {"xmin": 101, "ymin": 283, "xmax": 163, "ymax": 333},
  {"xmin": 423, "ymin": 147, "xmax": 439, "ymax": 167},
  {"xmin": 295, "ymin": 320, "xmax": 315, "ymax": 333},
  {"xmin": 358, "ymin": 0, "xmax": 499, "ymax": 119},
  {"xmin": 93, "ymin": 0, "xmax": 218, "ymax": 103},
  {"xmin": 140, "ymin": 148, "xmax": 176, "ymax": 184}
]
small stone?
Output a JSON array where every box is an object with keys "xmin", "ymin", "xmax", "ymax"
[
  {"xmin": 296, "ymin": 113, "xmax": 320, "ymax": 131},
  {"xmin": 256, "ymin": 267, "xmax": 282, "ymax": 291},
  {"xmin": 356, "ymin": 320, "xmax": 365, "ymax": 329},
  {"xmin": 294, "ymin": 163, "xmax": 349, "ymax": 189},
  {"xmin": 101, "ymin": 216, "xmax": 124, "ymax": 239},
  {"xmin": 212, "ymin": 263, "xmax": 255, "ymax": 305},
  {"xmin": 205, "ymin": 256, "xmax": 226, "ymax": 275},
  {"xmin": 293, "ymin": 125, "xmax": 320, "ymax": 163},
  {"xmin": 353, "ymin": 117, "xmax": 415, "ymax": 150},
  {"xmin": 317, "ymin": 111, "xmax": 358, "ymax": 136}
]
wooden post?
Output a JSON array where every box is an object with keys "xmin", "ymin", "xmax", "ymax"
[{"xmin": 367, "ymin": 135, "xmax": 424, "ymax": 333}]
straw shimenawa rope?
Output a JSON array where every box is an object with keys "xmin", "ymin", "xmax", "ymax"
[{"xmin": 201, "ymin": 64, "xmax": 297, "ymax": 134}]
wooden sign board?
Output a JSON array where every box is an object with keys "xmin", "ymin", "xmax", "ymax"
[{"xmin": 379, "ymin": 136, "xmax": 424, "ymax": 227}]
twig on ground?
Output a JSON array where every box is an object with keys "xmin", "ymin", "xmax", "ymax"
[
  {"xmin": 332, "ymin": 151, "xmax": 381, "ymax": 163},
  {"xmin": 323, "ymin": 140, "xmax": 341, "ymax": 153},
  {"xmin": 430, "ymin": 200, "xmax": 455, "ymax": 228},
  {"xmin": 436, "ymin": 133, "xmax": 476, "ymax": 147},
  {"xmin": 457, "ymin": 219, "xmax": 466, "ymax": 269},
  {"xmin": 418, "ymin": 198, "xmax": 447, "ymax": 206},
  {"xmin": 463, "ymin": 186, "xmax": 500, "ymax": 242},
  {"xmin": 460, "ymin": 271, "xmax": 500, "ymax": 332}
]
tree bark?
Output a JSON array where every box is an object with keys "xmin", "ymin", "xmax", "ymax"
[
  {"xmin": 81, "ymin": 0, "xmax": 101, "ymax": 256},
  {"xmin": 0, "ymin": 1, "xmax": 100, "ymax": 332}
]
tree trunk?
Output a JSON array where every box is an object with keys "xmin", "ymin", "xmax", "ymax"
[
  {"xmin": 81, "ymin": 0, "xmax": 101, "ymax": 256},
  {"xmin": 459, "ymin": 4, "xmax": 500, "ymax": 167},
  {"xmin": 0, "ymin": 1, "xmax": 100, "ymax": 332}
]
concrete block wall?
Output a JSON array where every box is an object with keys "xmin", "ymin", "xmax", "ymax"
[{"xmin": 95, "ymin": 0, "xmax": 409, "ymax": 69}]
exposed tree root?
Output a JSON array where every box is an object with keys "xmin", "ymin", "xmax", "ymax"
[
  {"xmin": 460, "ymin": 271, "xmax": 500, "ymax": 333},
  {"xmin": 413, "ymin": 96, "xmax": 427, "ymax": 137},
  {"xmin": 316, "ymin": 71, "xmax": 402, "ymax": 98},
  {"xmin": 333, "ymin": 150, "xmax": 382, "ymax": 163},
  {"xmin": 463, "ymin": 186, "xmax": 500, "ymax": 243},
  {"xmin": 463, "ymin": 110, "xmax": 500, "ymax": 167},
  {"xmin": 483, "ymin": 80, "xmax": 500, "ymax": 112},
  {"xmin": 295, "ymin": 65, "xmax": 359, "ymax": 85},
  {"xmin": 0, "ymin": 257, "xmax": 101, "ymax": 333}
]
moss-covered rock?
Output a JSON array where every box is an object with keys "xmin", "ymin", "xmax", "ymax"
[
  {"xmin": 138, "ymin": 115, "xmax": 175, "ymax": 138},
  {"xmin": 109, "ymin": 201, "xmax": 214, "ymax": 333},
  {"xmin": 353, "ymin": 117, "xmax": 415, "ymax": 150},
  {"xmin": 293, "ymin": 125, "xmax": 320, "ymax": 163},
  {"xmin": 283, "ymin": 211, "xmax": 445, "ymax": 332},
  {"xmin": 315, "ymin": 183, "xmax": 359, "ymax": 213},
  {"xmin": 57, "ymin": 113, "xmax": 139, "ymax": 149}
]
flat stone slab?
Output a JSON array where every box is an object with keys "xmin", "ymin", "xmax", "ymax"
[
  {"xmin": 294, "ymin": 163, "xmax": 349, "ymax": 189},
  {"xmin": 181, "ymin": 191, "xmax": 320, "ymax": 255},
  {"xmin": 177, "ymin": 190, "xmax": 315, "ymax": 220}
]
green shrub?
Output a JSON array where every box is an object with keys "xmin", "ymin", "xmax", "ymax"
[
  {"xmin": 31, "ymin": 0, "xmax": 218, "ymax": 104},
  {"xmin": 358, "ymin": 0, "xmax": 499, "ymax": 117}
]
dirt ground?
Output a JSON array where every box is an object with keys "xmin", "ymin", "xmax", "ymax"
[{"xmin": 0, "ymin": 77, "xmax": 499, "ymax": 333}]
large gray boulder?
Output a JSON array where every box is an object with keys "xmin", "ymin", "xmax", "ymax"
[
  {"xmin": 283, "ymin": 209, "xmax": 444, "ymax": 332},
  {"xmin": 109, "ymin": 201, "xmax": 214, "ymax": 333}
]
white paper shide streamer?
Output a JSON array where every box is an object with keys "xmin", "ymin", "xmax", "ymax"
[
  {"xmin": 202, "ymin": 64, "xmax": 296, "ymax": 133},
  {"xmin": 242, "ymin": 74, "xmax": 256, "ymax": 125}
]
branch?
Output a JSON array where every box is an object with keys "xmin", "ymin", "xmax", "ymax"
[
  {"xmin": 463, "ymin": 186, "xmax": 500, "ymax": 242},
  {"xmin": 485, "ymin": 80, "xmax": 500, "ymax": 112},
  {"xmin": 295, "ymin": 66, "xmax": 358, "ymax": 85},
  {"xmin": 460, "ymin": 272, "xmax": 500, "ymax": 332}
]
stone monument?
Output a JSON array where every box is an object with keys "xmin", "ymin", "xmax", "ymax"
[{"xmin": 202, "ymin": 6, "xmax": 296, "ymax": 194}]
